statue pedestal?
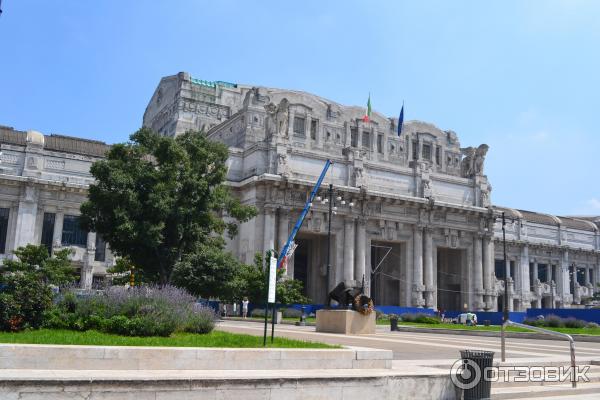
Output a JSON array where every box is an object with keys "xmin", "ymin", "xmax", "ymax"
[{"xmin": 316, "ymin": 309, "xmax": 376, "ymax": 334}]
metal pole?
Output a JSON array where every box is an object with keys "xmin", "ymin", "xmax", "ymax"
[
  {"xmin": 501, "ymin": 212, "xmax": 508, "ymax": 362},
  {"xmin": 271, "ymin": 304, "xmax": 276, "ymax": 343},
  {"xmin": 263, "ymin": 256, "xmax": 269, "ymax": 346},
  {"xmin": 326, "ymin": 184, "xmax": 333, "ymax": 307}
]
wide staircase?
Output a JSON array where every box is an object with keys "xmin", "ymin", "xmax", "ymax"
[{"xmin": 491, "ymin": 361, "xmax": 600, "ymax": 399}]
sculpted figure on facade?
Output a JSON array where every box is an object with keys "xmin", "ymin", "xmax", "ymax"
[
  {"xmin": 460, "ymin": 144, "xmax": 489, "ymax": 177},
  {"xmin": 277, "ymin": 152, "xmax": 290, "ymax": 177},
  {"xmin": 276, "ymin": 99, "xmax": 290, "ymax": 136},
  {"xmin": 473, "ymin": 144, "xmax": 489, "ymax": 175},
  {"xmin": 460, "ymin": 147, "xmax": 476, "ymax": 177},
  {"xmin": 264, "ymin": 102, "xmax": 278, "ymax": 136}
]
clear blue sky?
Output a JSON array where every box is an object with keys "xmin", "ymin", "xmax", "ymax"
[{"xmin": 0, "ymin": 1, "xmax": 598, "ymax": 216}]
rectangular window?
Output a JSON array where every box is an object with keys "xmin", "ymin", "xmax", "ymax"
[
  {"xmin": 41, "ymin": 213, "xmax": 56, "ymax": 255},
  {"xmin": 377, "ymin": 134, "xmax": 383, "ymax": 153},
  {"xmin": 350, "ymin": 128, "xmax": 358, "ymax": 147},
  {"xmin": 293, "ymin": 116, "xmax": 305, "ymax": 136},
  {"xmin": 576, "ymin": 268, "xmax": 586, "ymax": 285},
  {"xmin": 412, "ymin": 140, "xmax": 418, "ymax": 160},
  {"xmin": 435, "ymin": 146, "xmax": 441, "ymax": 165},
  {"xmin": 530, "ymin": 262, "xmax": 535, "ymax": 290},
  {"xmin": 494, "ymin": 259, "xmax": 505, "ymax": 280},
  {"xmin": 361, "ymin": 131, "xmax": 370, "ymax": 148},
  {"xmin": 95, "ymin": 234, "xmax": 106, "ymax": 262},
  {"xmin": 538, "ymin": 263, "xmax": 548, "ymax": 283},
  {"xmin": 61, "ymin": 215, "xmax": 88, "ymax": 247},
  {"xmin": 0, "ymin": 208, "xmax": 9, "ymax": 254},
  {"xmin": 422, "ymin": 143, "xmax": 432, "ymax": 161},
  {"xmin": 310, "ymin": 120, "xmax": 317, "ymax": 140}
]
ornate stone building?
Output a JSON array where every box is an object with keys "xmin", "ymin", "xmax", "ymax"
[
  {"xmin": 0, "ymin": 126, "xmax": 115, "ymax": 288},
  {"xmin": 1, "ymin": 72, "xmax": 597, "ymax": 309},
  {"xmin": 143, "ymin": 72, "xmax": 600, "ymax": 311}
]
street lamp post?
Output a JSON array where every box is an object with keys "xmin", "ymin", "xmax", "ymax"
[
  {"xmin": 502, "ymin": 212, "xmax": 508, "ymax": 323},
  {"xmin": 325, "ymin": 184, "xmax": 333, "ymax": 307},
  {"xmin": 320, "ymin": 185, "xmax": 353, "ymax": 307}
]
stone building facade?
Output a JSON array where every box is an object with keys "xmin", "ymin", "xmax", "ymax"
[
  {"xmin": 143, "ymin": 72, "xmax": 600, "ymax": 311},
  {"xmin": 0, "ymin": 126, "xmax": 115, "ymax": 288},
  {"xmin": 1, "ymin": 72, "xmax": 597, "ymax": 309}
]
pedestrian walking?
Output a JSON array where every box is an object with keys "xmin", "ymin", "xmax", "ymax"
[{"xmin": 242, "ymin": 297, "xmax": 249, "ymax": 319}]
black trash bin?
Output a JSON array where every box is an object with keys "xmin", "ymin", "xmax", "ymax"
[
  {"xmin": 458, "ymin": 350, "xmax": 494, "ymax": 400},
  {"xmin": 390, "ymin": 317, "xmax": 398, "ymax": 331}
]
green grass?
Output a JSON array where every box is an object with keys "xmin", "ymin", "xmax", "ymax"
[{"xmin": 0, "ymin": 329, "xmax": 337, "ymax": 348}]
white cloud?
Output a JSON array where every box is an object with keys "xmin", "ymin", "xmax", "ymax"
[
  {"xmin": 569, "ymin": 198, "xmax": 600, "ymax": 216},
  {"xmin": 587, "ymin": 198, "xmax": 600, "ymax": 210}
]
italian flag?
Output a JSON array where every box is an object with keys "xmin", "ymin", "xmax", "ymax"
[{"xmin": 362, "ymin": 94, "xmax": 372, "ymax": 122}]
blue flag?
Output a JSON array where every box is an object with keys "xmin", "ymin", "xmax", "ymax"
[{"xmin": 397, "ymin": 103, "xmax": 404, "ymax": 136}]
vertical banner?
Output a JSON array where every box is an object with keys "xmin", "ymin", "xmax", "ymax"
[{"xmin": 268, "ymin": 256, "xmax": 277, "ymax": 303}]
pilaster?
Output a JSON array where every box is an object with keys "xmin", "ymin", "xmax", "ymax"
[{"xmin": 343, "ymin": 217, "xmax": 355, "ymax": 282}]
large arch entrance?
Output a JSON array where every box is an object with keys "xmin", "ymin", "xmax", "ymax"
[
  {"xmin": 370, "ymin": 241, "xmax": 403, "ymax": 306},
  {"xmin": 293, "ymin": 234, "xmax": 329, "ymax": 304},
  {"xmin": 437, "ymin": 248, "xmax": 465, "ymax": 312}
]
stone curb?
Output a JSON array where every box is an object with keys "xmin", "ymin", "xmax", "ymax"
[{"xmin": 0, "ymin": 344, "xmax": 393, "ymax": 371}]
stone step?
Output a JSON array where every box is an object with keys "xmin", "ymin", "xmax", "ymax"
[
  {"xmin": 493, "ymin": 366, "xmax": 600, "ymax": 388},
  {"xmin": 491, "ymin": 381, "xmax": 600, "ymax": 399}
]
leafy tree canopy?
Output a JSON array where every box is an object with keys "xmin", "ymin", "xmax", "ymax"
[
  {"xmin": 1, "ymin": 244, "xmax": 75, "ymax": 286},
  {"xmin": 80, "ymin": 128, "xmax": 257, "ymax": 284}
]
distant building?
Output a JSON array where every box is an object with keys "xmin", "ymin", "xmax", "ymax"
[
  {"xmin": 144, "ymin": 72, "xmax": 600, "ymax": 311},
  {"xmin": 0, "ymin": 126, "xmax": 114, "ymax": 288}
]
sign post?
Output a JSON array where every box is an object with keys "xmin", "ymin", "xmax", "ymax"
[{"xmin": 263, "ymin": 255, "xmax": 277, "ymax": 346}]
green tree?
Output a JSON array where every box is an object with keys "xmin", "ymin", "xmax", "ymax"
[
  {"xmin": 2, "ymin": 244, "xmax": 76, "ymax": 286},
  {"xmin": 235, "ymin": 253, "xmax": 310, "ymax": 306},
  {"xmin": 80, "ymin": 128, "xmax": 257, "ymax": 284},
  {"xmin": 0, "ymin": 244, "xmax": 65, "ymax": 331},
  {"xmin": 171, "ymin": 240, "xmax": 242, "ymax": 301}
]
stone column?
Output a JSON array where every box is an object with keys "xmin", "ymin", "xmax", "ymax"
[
  {"xmin": 532, "ymin": 262, "xmax": 539, "ymax": 285},
  {"xmin": 355, "ymin": 219, "xmax": 367, "ymax": 286},
  {"xmin": 412, "ymin": 225, "xmax": 424, "ymax": 307},
  {"xmin": 343, "ymin": 218, "xmax": 355, "ymax": 282},
  {"xmin": 548, "ymin": 264, "xmax": 553, "ymax": 284},
  {"xmin": 559, "ymin": 249, "xmax": 570, "ymax": 307},
  {"xmin": 263, "ymin": 208, "xmax": 275, "ymax": 255},
  {"xmin": 520, "ymin": 245, "xmax": 531, "ymax": 310},
  {"xmin": 482, "ymin": 235, "xmax": 494, "ymax": 310},
  {"xmin": 472, "ymin": 234, "xmax": 484, "ymax": 311},
  {"xmin": 423, "ymin": 227, "xmax": 435, "ymax": 308},
  {"xmin": 81, "ymin": 232, "xmax": 96, "ymax": 290},
  {"xmin": 13, "ymin": 186, "xmax": 39, "ymax": 250},
  {"xmin": 277, "ymin": 210, "xmax": 291, "ymax": 276},
  {"xmin": 585, "ymin": 267, "xmax": 591, "ymax": 286},
  {"xmin": 52, "ymin": 210, "xmax": 65, "ymax": 251}
]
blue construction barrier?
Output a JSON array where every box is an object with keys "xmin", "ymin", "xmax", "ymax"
[{"xmin": 526, "ymin": 308, "xmax": 600, "ymax": 324}]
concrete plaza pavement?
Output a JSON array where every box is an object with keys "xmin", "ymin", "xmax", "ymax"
[{"xmin": 216, "ymin": 320, "xmax": 600, "ymax": 362}]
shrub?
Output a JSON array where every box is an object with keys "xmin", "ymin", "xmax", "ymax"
[
  {"xmin": 182, "ymin": 307, "xmax": 215, "ymax": 334},
  {"xmin": 414, "ymin": 314, "xmax": 441, "ymax": 324},
  {"xmin": 45, "ymin": 285, "xmax": 215, "ymax": 337},
  {"xmin": 400, "ymin": 313, "xmax": 416, "ymax": 322},
  {"xmin": 563, "ymin": 317, "xmax": 586, "ymax": 329},
  {"xmin": 586, "ymin": 322, "xmax": 599, "ymax": 329},
  {"xmin": 400, "ymin": 313, "xmax": 440, "ymax": 324},
  {"xmin": 281, "ymin": 308, "xmax": 302, "ymax": 318},
  {"xmin": 388, "ymin": 314, "xmax": 399, "ymax": 321},
  {"xmin": 251, "ymin": 308, "xmax": 266, "ymax": 318},
  {"xmin": 523, "ymin": 318, "xmax": 542, "ymax": 327},
  {"xmin": 0, "ymin": 273, "xmax": 53, "ymax": 331},
  {"xmin": 545, "ymin": 315, "xmax": 563, "ymax": 328}
]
